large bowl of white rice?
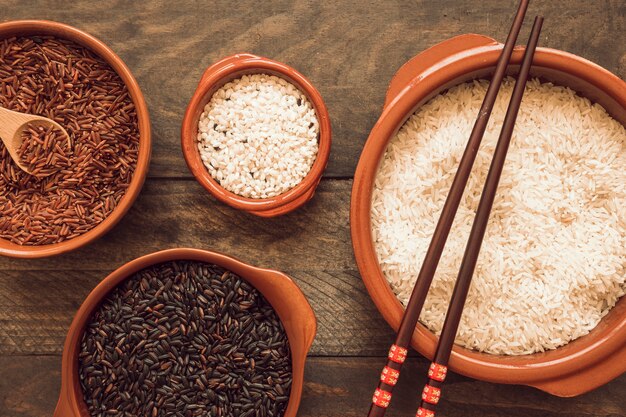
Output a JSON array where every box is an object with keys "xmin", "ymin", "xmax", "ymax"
[{"xmin": 351, "ymin": 34, "xmax": 626, "ymax": 396}]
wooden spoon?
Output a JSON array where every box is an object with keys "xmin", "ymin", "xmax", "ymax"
[{"xmin": 0, "ymin": 106, "xmax": 70, "ymax": 175}]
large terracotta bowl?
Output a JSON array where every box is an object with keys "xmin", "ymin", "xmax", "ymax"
[
  {"xmin": 351, "ymin": 34, "xmax": 626, "ymax": 396},
  {"xmin": 181, "ymin": 54, "xmax": 332, "ymax": 217},
  {"xmin": 54, "ymin": 248, "xmax": 317, "ymax": 417},
  {"xmin": 0, "ymin": 20, "xmax": 151, "ymax": 258}
]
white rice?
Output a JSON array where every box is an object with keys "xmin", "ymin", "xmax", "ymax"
[
  {"xmin": 372, "ymin": 78, "xmax": 626, "ymax": 355},
  {"xmin": 197, "ymin": 74, "xmax": 319, "ymax": 199}
]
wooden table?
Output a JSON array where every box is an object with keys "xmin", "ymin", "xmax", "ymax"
[{"xmin": 1, "ymin": 1, "xmax": 624, "ymax": 416}]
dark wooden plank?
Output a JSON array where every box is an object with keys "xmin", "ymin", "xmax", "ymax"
[
  {"xmin": 302, "ymin": 358, "xmax": 626, "ymax": 417},
  {"xmin": 0, "ymin": 356, "xmax": 60, "ymax": 417},
  {"xmin": 0, "ymin": 179, "xmax": 353, "ymax": 272},
  {"xmin": 1, "ymin": 0, "xmax": 624, "ymax": 178},
  {"xmin": 0, "ymin": 269, "xmax": 394, "ymax": 356},
  {"xmin": 1, "ymin": 356, "xmax": 624, "ymax": 417}
]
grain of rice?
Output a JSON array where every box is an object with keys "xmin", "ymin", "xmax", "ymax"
[
  {"xmin": 372, "ymin": 78, "xmax": 626, "ymax": 355},
  {"xmin": 18, "ymin": 124, "xmax": 70, "ymax": 177}
]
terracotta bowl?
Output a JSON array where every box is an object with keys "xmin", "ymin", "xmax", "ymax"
[
  {"xmin": 181, "ymin": 54, "xmax": 331, "ymax": 217},
  {"xmin": 0, "ymin": 20, "xmax": 151, "ymax": 258},
  {"xmin": 351, "ymin": 34, "xmax": 626, "ymax": 396},
  {"xmin": 54, "ymin": 248, "xmax": 317, "ymax": 417}
]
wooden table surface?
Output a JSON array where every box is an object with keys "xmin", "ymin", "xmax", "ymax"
[{"xmin": 1, "ymin": 1, "xmax": 625, "ymax": 416}]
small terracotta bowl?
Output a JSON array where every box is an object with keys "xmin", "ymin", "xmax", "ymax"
[
  {"xmin": 181, "ymin": 54, "xmax": 331, "ymax": 217},
  {"xmin": 351, "ymin": 34, "xmax": 626, "ymax": 396},
  {"xmin": 54, "ymin": 248, "xmax": 317, "ymax": 417},
  {"xmin": 0, "ymin": 20, "xmax": 151, "ymax": 258}
]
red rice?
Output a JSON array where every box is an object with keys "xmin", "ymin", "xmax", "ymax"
[{"xmin": 0, "ymin": 36, "xmax": 140, "ymax": 246}]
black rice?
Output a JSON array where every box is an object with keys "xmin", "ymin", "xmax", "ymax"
[{"xmin": 78, "ymin": 261, "xmax": 292, "ymax": 417}]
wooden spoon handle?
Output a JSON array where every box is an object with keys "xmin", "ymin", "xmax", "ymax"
[
  {"xmin": 0, "ymin": 106, "xmax": 35, "ymax": 172},
  {"xmin": 0, "ymin": 106, "xmax": 30, "ymax": 144}
]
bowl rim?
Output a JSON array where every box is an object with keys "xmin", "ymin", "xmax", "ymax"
[
  {"xmin": 181, "ymin": 53, "xmax": 331, "ymax": 216},
  {"xmin": 351, "ymin": 33, "xmax": 626, "ymax": 395},
  {"xmin": 54, "ymin": 248, "xmax": 317, "ymax": 417},
  {"xmin": 0, "ymin": 19, "xmax": 151, "ymax": 258}
]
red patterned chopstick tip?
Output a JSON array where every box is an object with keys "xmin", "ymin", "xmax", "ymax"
[
  {"xmin": 380, "ymin": 366, "xmax": 400, "ymax": 386},
  {"xmin": 387, "ymin": 344, "xmax": 408, "ymax": 364},
  {"xmin": 416, "ymin": 407, "xmax": 435, "ymax": 417},
  {"xmin": 372, "ymin": 388, "xmax": 392, "ymax": 408},
  {"xmin": 428, "ymin": 362, "xmax": 448, "ymax": 382},
  {"xmin": 421, "ymin": 384, "xmax": 441, "ymax": 405}
]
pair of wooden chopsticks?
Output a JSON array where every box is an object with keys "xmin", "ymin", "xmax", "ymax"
[{"xmin": 367, "ymin": 1, "xmax": 544, "ymax": 416}]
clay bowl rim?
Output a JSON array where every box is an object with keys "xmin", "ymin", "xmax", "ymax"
[
  {"xmin": 0, "ymin": 19, "xmax": 151, "ymax": 258},
  {"xmin": 54, "ymin": 248, "xmax": 317, "ymax": 417},
  {"xmin": 181, "ymin": 53, "xmax": 331, "ymax": 216},
  {"xmin": 351, "ymin": 34, "xmax": 626, "ymax": 395}
]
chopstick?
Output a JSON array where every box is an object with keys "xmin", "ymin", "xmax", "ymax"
[
  {"xmin": 415, "ymin": 15, "xmax": 544, "ymax": 417},
  {"xmin": 367, "ymin": 1, "xmax": 530, "ymax": 416}
]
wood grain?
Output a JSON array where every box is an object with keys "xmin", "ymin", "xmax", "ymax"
[
  {"xmin": 1, "ymin": 356, "xmax": 624, "ymax": 417},
  {"xmin": 1, "ymin": 0, "xmax": 624, "ymax": 178},
  {"xmin": 0, "ymin": 179, "xmax": 353, "ymax": 272},
  {"xmin": 0, "ymin": 268, "xmax": 394, "ymax": 356}
]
